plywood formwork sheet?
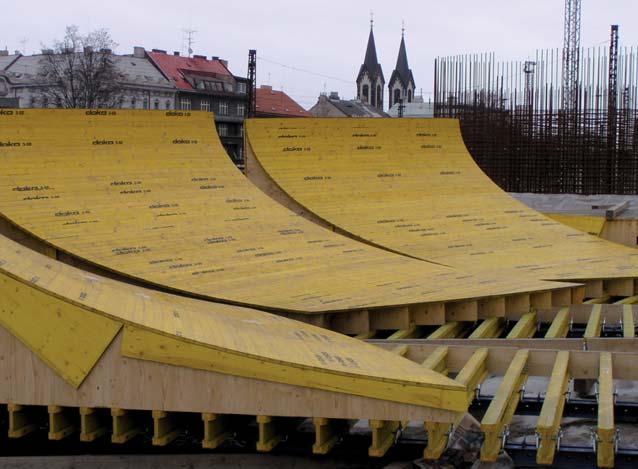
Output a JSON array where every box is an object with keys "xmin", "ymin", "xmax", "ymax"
[
  {"xmin": 246, "ymin": 118, "xmax": 638, "ymax": 285},
  {"xmin": 0, "ymin": 110, "xmax": 570, "ymax": 315},
  {"xmin": 0, "ymin": 233, "xmax": 466, "ymax": 413}
]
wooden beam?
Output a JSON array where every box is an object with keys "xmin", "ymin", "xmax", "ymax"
[
  {"xmin": 48, "ymin": 405, "xmax": 76, "ymax": 440},
  {"xmin": 584, "ymin": 296, "xmax": 611, "ymax": 304},
  {"xmin": 584, "ymin": 280, "xmax": 604, "ymax": 299},
  {"xmin": 468, "ymin": 318, "xmax": 504, "ymax": 339},
  {"xmin": 605, "ymin": 200, "xmax": 629, "ymax": 220},
  {"xmin": 410, "ymin": 303, "xmax": 446, "ymax": 326},
  {"xmin": 152, "ymin": 410, "xmax": 180, "ymax": 446},
  {"xmin": 312, "ymin": 418, "xmax": 348, "ymax": 455},
  {"xmin": 605, "ymin": 278, "xmax": 635, "ymax": 297},
  {"xmin": 368, "ymin": 420, "xmax": 400, "ymax": 457},
  {"xmin": 623, "ymin": 305, "xmax": 635, "ymax": 338},
  {"xmin": 477, "ymin": 297, "xmax": 505, "ymax": 319},
  {"xmin": 330, "ymin": 309, "xmax": 370, "ymax": 335},
  {"xmin": 387, "ymin": 325, "xmax": 421, "ymax": 340},
  {"xmin": 445, "ymin": 301, "xmax": 478, "ymax": 322},
  {"xmin": 535, "ymin": 351, "xmax": 570, "ymax": 465},
  {"xmin": 615, "ymin": 295, "xmax": 638, "ymax": 305},
  {"xmin": 256, "ymin": 415, "xmax": 285, "ymax": 452},
  {"xmin": 428, "ymin": 322, "xmax": 465, "ymax": 339},
  {"xmin": 584, "ymin": 304, "xmax": 603, "ymax": 338},
  {"xmin": 111, "ymin": 408, "xmax": 141, "ymax": 444},
  {"xmin": 369, "ymin": 307, "xmax": 410, "ymax": 331},
  {"xmin": 80, "ymin": 407, "xmax": 109, "ymax": 442},
  {"xmin": 544, "ymin": 307, "xmax": 570, "ymax": 338},
  {"xmin": 421, "ymin": 346, "xmax": 448, "ymax": 376},
  {"xmin": 8, "ymin": 404, "xmax": 40, "ymax": 438},
  {"xmin": 480, "ymin": 350, "xmax": 529, "ymax": 462},
  {"xmin": 597, "ymin": 352, "xmax": 615, "ymax": 468},
  {"xmin": 506, "ymin": 312, "xmax": 537, "ymax": 339},
  {"xmin": 202, "ymin": 413, "xmax": 231, "ymax": 449}
]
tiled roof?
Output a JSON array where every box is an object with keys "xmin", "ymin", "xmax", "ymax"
[
  {"xmin": 256, "ymin": 86, "xmax": 310, "ymax": 117},
  {"xmin": 147, "ymin": 51, "xmax": 232, "ymax": 91}
]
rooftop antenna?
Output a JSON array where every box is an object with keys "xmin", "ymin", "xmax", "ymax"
[
  {"xmin": 370, "ymin": 10, "xmax": 374, "ymax": 29},
  {"xmin": 19, "ymin": 37, "xmax": 28, "ymax": 55},
  {"xmin": 402, "ymin": 20, "xmax": 405, "ymax": 37},
  {"xmin": 182, "ymin": 28, "xmax": 196, "ymax": 57}
]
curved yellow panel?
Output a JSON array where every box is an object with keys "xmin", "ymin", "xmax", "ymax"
[
  {"xmin": 0, "ymin": 234, "xmax": 466, "ymax": 411},
  {"xmin": 0, "ymin": 110, "xmax": 566, "ymax": 314},
  {"xmin": 246, "ymin": 118, "xmax": 638, "ymax": 283},
  {"xmin": 546, "ymin": 214, "xmax": 606, "ymax": 237}
]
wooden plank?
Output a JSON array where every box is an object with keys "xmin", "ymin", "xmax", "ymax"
[
  {"xmin": 312, "ymin": 418, "xmax": 348, "ymax": 455},
  {"xmin": 387, "ymin": 325, "xmax": 421, "ymax": 340},
  {"xmin": 256, "ymin": 416, "xmax": 284, "ymax": 452},
  {"xmin": 480, "ymin": 350, "xmax": 529, "ymax": 462},
  {"xmin": 48, "ymin": 405, "xmax": 76, "ymax": 440},
  {"xmin": 535, "ymin": 351, "xmax": 570, "ymax": 465},
  {"xmin": 427, "ymin": 322, "xmax": 465, "ymax": 340},
  {"xmin": 368, "ymin": 420, "xmax": 400, "ymax": 457},
  {"xmin": 111, "ymin": 408, "xmax": 141, "ymax": 444},
  {"xmin": 545, "ymin": 307, "xmax": 570, "ymax": 338},
  {"xmin": 506, "ymin": 312, "xmax": 537, "ymax": 339},
  {"xmin": 421, "ymin": 347, "xmax": 448, "ymax": 376},
  {"xmin": 80, "ymin": 407, "xmax": 109, "ymax": 442},
  {"xmin": 597, "ymin": 352, "xmax": 615, "ymax": 468},
  {"xmin": 152, "ymin": 410, "xmax": 180, "ymax": 446},
  {"xmin": 468, "ymin": 318, "xmax": 504, "ymax": 339},
  {"xmin": 623, "ymin": 305, "xmax": 635, "ymax": 338},
  {"xmin": 605, "ymin": 200, "xmax": 629, "ymax": 220},
  {"xmin": 583, "ymin": 304, "xmax": 603, "ymax": 338},
  {"xmin": 202, "ymin": 413, "xmax": 231, "ymax": 449}
]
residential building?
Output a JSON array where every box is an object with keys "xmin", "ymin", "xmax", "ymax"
[
  {"xmin": 388, "ymin": 30, "xmax": 416, "ymax": 109},
  {"xmin": 147, "ymin": 49, "xmax": 249, "ymax": 165},
  {"xmin": 255, "ymin": 85, "xmax": 311, "ymax": 117},
  {"xmin": 356, "ymin": 22, "xmax": 384, "ymax": 111},
  {"xmin": 310, "ymin": 92, "xmax": 388, "ymax": 118}
]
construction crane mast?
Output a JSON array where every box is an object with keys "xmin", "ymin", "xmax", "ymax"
[{"xmin": 561, "ymin": 0, "xmax": 581, "ymax": 113}]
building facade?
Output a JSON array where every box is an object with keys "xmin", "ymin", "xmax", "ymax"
[
  {"xmin": 356, "ymin": 23, "xmax": 385, "ymax": 111},
  {"xmin": 388, "ymin": 31, "xmax": 416, "ymax": 109},
  {"xmin": 146, "ymin": 49, "xmax": 249, "ymax": 166},
  {"xmin": 310, "ymin": 92, "xmax": 388, "ymax": 117}
]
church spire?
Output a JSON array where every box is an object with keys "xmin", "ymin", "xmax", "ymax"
[
  {"xmin": 357, "ymin": 16, "xmax": 385, "ymax": 110},
  {"xmin": 388, "ymin": 23, "xmax": 416, "ymax": 109}
]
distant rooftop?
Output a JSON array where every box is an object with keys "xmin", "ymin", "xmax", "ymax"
[{"xmin": 256, "ymin": 85, "xmax": 311, "ymax": 117}]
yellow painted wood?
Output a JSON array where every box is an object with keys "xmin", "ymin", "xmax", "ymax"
[
  {"xmin": 256, "ymin": 415, "xmax": 283, "ymax": 452},
  {"xmin": 480, "ymin": 349, "xmax": 529, "ymax": 462},
  {"xmin": 8, "ymin": 404, "xmax": 39, "ymax": 438},
  {"xmin": 615, "ymin": 295, "xmax": 638, "ymax": 305},
  {"xmin": 368, "ymin": 419, "xmax": 400, "ymax": 457},
  {"xmin": 152, "ymin": 410, "xmax": 180, "ymax": 446},
  {"xmin": 455, "ymin": 348, "xmax": 489, "ymax": 406},
  {"xmin": 428, "ymin": 322, "xmax": 465, "ymax": 339},
  {"xmin": 80, "ymin": 407, "xmax": 109, "ymax": 442},
  {"xmin": 202, "ymin": 413, "xmax": 230, "ymax": 449},
  {"xmin": 111, "ymin": 408, "xmax": 141, "ymax": 444},
  {"xmin": 0, "ymin": 110, "xmax": 560, "ymax": 315},
  {"xmin": 421, "ymin": 346, "xmax": 448, "ymax": 376},
  {"xmin": 48, "ymin": 406, "xmax": 76, "ymax": 440},
  {"xmin": 506, "ymin": 312, "xmax": 537, "ymax": 339},
  {"xmin": 0, "ymin": 234, "xmax": 467, "ymax": 412},
  {"xmin": 468, "ymin": 317, "xmax": 504, "ymax": 339},
  {"xmin": 546, "ymin": 213, "xmax": 606, "ymax": 237},
  {"xmin": 121, "ymin": 325, "xmax": 466, "ymax": 412},
  {"xmin": 247, "ymin": 118, "xmax": 638, "ymax": 287},
  {"xmin": 584, "ymin": 296, "xmax": 611, "ymax": 304},
  {"xmin": 584, "ymin": 304, "xmax": 603, "ymax": 338},
  {"xmin": 0, "ymin": 272, "xmax": 122, "ymax": 388},
  {"xmin": 597, "ymin": 352, "xmax": 615, "ymax": 468},
  {"xmin": 312, "ymin": 417, "xmax": 348, "ymax": 455},
  {"xmin": 623, "ymin": 305, "xmax": 635, "ymax": 338},
  {"xmin": 387, "ymin": 325, "xmax": 421, "ymax": 339},
  {"xmin": 536, "ymin": 351, "xmax": 570, "ymax": 465},
  {"xmin": 545, "ymin": 307, "xmax": 570, "ymax": 339}
]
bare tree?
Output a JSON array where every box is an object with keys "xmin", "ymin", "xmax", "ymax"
[{"xmin": 38, "ymin": 26, "xmax": 123, "ymax": 108}]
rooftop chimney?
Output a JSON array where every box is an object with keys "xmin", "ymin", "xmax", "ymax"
[
  {"xmin": 220, "ymin": 59, "xmax": 228, "ymax": 68},
  {"xmin": 260, "ymin": 85, "xmax": 273, "ymax": 91},
  {"xmin": 193, "ymin": 54, "xmax": 206, "ymax": 59},
  {"xmin": 173, "ymin": 51, "xmax": 180, "ymax": 56},
  {"xmin": 151, "ymin": 49, "xmax": 167, "ymax": 54},
  {"xmin": 133, "ymin": 46, "xmax": 146, "ymax": 58},
  {"xmin": 329, "ymin": 91, "xmax": 340, "ymax": 100}
]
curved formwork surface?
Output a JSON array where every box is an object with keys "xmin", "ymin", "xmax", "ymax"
[
  {"xmin": 246, "ymin": 118, "xmax": 638, "ymax": 290},
  {"xmin": 0, "ymin": 233, "xmax": 466, "ymax": 417},
  {"xmin": 0, "ymin": 110, "xmax": 570, "ymax": 318}
]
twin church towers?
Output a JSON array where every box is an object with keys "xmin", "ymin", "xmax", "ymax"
[{"xmin": 356, "ymin": 19, "xmax": 416, "ymax": 111}]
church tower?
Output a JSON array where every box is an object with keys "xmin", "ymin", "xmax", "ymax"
[
  {"xmin": 356, "ymin": 18, "xmax": 385, "ymax": 110},
  {"xmin": 388, "ymin": 26, "xmax": 416, "ymax": 109}
]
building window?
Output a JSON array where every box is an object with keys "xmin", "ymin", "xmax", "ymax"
[
  {"xmin": 376, "ymin": 85, "xmax": 381, "ymax": 107},
  {"xmin": 393, "ymin": 88, "xmax": 401, "ymax": 107},
  {"xmin": 180, "ymin": 98, "xmax": 191, "ymax": 110},
  {"xmin": 55, "ymin": 97, "xmax": 62, "ymax": 108},
  {"xmin": 131, "ymin": 97, "xmax": 137, "ymax": 109},
  {"xmin": 237, "ymin": 103, "xmax": 245, "ymax": 117},
  {"xmin": 143, "ymin": 97, "xmax": 149, "ymax": 109},
  {"xmin": 219, "ymin": 101, "xmax": 228, "ymax": 115},
  {"xmin": 165, "ymin": 100, "xmax": 171, "ymax": 110},
  {"xmin": 237, "ymin": 82, "xmax": 247, "ymax": 94},
  {"xmin": 362, "ymin": 85, "xmax": 369, "ymax": 103},
  {"xmin": 408, "ymin": 89, "xmax": 412, "ymax": 103},
  {"xmin": 200, "ymin": 100, "xmax": 210, "ymax": 112},
  {"xmin": 154, "ymin": 99, "xmax": 160, "ymax": 110},
  {"xmin": 217, "ymin": 123, "xmax": 228, "ymax": 137},
  {"xmin": 42, "ymin": 96, "xmax": 49, "ymax": 108}
]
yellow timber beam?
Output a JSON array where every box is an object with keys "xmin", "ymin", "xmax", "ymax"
[
  {"xmin": 424, "ymin": 348, "xmax": 488, "ymax": 460},
  {"xmin": 313, "ymin": 418, "xmax": 349, "ymax": 455},
  {"xmin": 468, "ymin": 318, "xmax": 505, "ymax": 339},
  {"xmin": 615, "ymin": 295, "xmax": 638, "ymax": 305},
  {"xmin": 387, "ymin": 325, "xmax": 422, "ymax": 340},
  {"xmin": 428, "ymin": 322, "xmax": 465, "ymax": 340},
  {"xmin": 584, "ymin": 304, "xmax": 603, "ymax": 338},
  {"xmin": 369, "ymin": 420, "xmax": 401, "ymax": 457},
  {"xmin": 48, "ymin": 406, "xmax": 76, "ymax": 440},
  {"xmin": 623, "ymin": 305, "xmax": 635, "ymax": 338},
  {"xmin": 421, "ymin": 346, "xmax": 448, "ymax": 376},
  {"xmin": 257, "ymin": 416, "xmax": 286, "ymax": 452},
  {"xmin": 480, "ymin": 349, "xmax": 529, "ymax": 462},
  {"xmin": 545, "ymin": 307, "xmax": 570, "ymax": 338},
  {"xmin": 8, "ymin": 404, "xmax": 40, "ymax": 439},
  {"xmin": 202, "ymin": 414, "xmax": 231, "ymax": 449},
  {"xmin": 152, "ymin": 410, "xmax": 181, "ymax": 446},
  {"xmin": 584, "ymin": 296, "xmax": 611, "ymax": 304},
  {"xmin": 80, "ymin": 407, "xmax": 109, "ymax": 442},
  {"xmin": 111, "ymin": 408, "xmax": 141, "ymax": 444},
  {"xmin": 597, "ymin": 352, "xmax": 615, "ymax": 468},
  {"xmin": 506, "ymin": 312, "xmax": 537, "ymax": 339},
  {"xmin": 535, "ymin": 351, "xmax": 570, "ymax": 465}
]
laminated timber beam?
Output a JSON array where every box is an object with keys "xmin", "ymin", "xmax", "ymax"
[
  {"xmin": 428, "ymin": 322, "xmax": 466, "ymax": 339},
  {"xmin": 152, "ymin": 410, "xmax": 181, "ymax": 446},
  {"xmin": 8, "ymin": 404, "xmax": 42, "ymax": 439},
  {"xmin": 257, "ymin": 416, "xmax": 286, "ymax": 452},
  {"xmin": 468, "ymin": 317, "xmax": 505, "ymax": 339},
  {"xmin": 597, "ymin": 352, "xmax": 615, "ymax": 468},
  {"xmin": 623, "ymin": 305, "xmax": 635, "ymax": 338},
  {"xmin": 48, "ymin": 405, "xmax": 76, "ymax": 440},
  {"xmin": 506, "ymin": 312, "xmax": 537, "ymax": 339},
  {"xmin": 544, "ymin": 307, "xmax": 570, "ymax": 338},
  {"xmin": 111, "ymin": 408, "xmax": 142, "ymax": 444},
  {"xmin": 480, "ymin": 349, "xmax": 529, "ymax": 462},
  {"xmin": 312, "ymin": 418, "xmax": 349, "ymax": 455},
  {"xmin": 535, "ymin": 351, "xmax": 570, "ymax": 465},
  {"xmin": 583, "ymin": 304, "xmax": 603, "ymax": 338},
  {"xmin": 202, "ymin": 413, "xmax": 231, "ymax": 449},
  {"xmin": 421, "ymin": 346, "xmax": 448, "ymax": 376},
  {"xmin": 615, "ymin": 295, "xmax": 638, "ymax": 305},
  {"xmin": 80, "ymin": 407, "xmax": 109, "ymax": 442},
  {"xmin": 368, "ymin": 420, "xmax": 401, "ymax": 457}
]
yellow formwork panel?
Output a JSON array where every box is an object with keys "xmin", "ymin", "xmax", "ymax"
[
  {"xmin": 246, "ymin": 118, "xmax": 638, "ymax": 285},
  {"xmin": 0, "ymin": 234, "xmax": 467, "ymax": 411},
  {"xmin": 0, "ymin": 110, "xmax": 567, "ymax": 314},
  {"xmin": 546, "ymin": 214, "xmax": 606, "ymax": 237}
]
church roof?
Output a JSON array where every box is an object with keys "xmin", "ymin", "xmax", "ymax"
[
  {"xmin": 357, "ymin": 26, "xmax": 384, "ymax": 83},
  {"xmin": 390, "ymin": 33, "xmax": 415, "ymax": 89}
]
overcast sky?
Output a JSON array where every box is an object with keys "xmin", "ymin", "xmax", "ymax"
[{"xmin": 3, "ymin": 1, "xmax": 638, "ymax": 109}]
